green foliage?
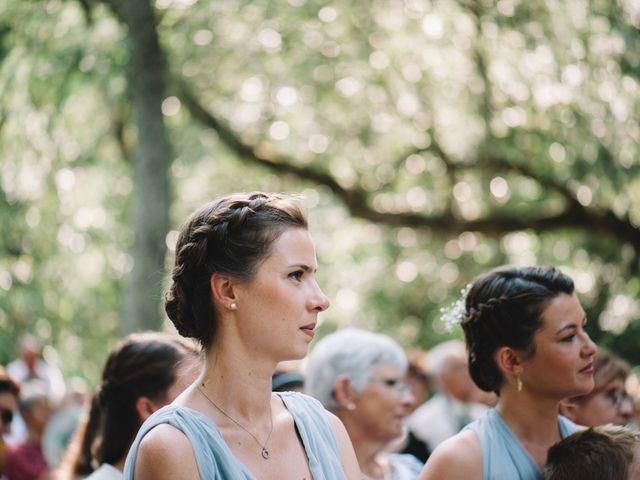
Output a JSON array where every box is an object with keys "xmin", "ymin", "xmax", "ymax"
[{"xmin": 1, "ymin": 0, "xmax": 639, "ymax": 386}]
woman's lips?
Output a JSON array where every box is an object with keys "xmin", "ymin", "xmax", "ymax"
[
  {"xmin": 300, "ymin": 323, "xmax": 316, "ymax": 338},
  {"xmin": 579, "ymin": 363, "xmax": 594, "ymax": 374}
]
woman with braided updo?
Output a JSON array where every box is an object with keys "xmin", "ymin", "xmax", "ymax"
[
  {"xmin": 124, "ymin": 192, "xmax": 360, "ymax": 480},
  {"xmin": 419, "ymin": 265, "xmax": 598, "ymax": 480},
  {"xmin": 53, "ymin": 332, "xmax": 200, "ymax": 480}
]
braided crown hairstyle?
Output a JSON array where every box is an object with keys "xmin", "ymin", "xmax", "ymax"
[
  {"xmin": 461, "ymin": 265, "xmax": 575, "ymax": 394},
  {"xmin": 164, "ymin": 192, "xmax": 308, "ymax": 348}
]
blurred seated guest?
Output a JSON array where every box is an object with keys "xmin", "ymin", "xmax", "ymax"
[
  {"xmin": 404, "ymin": 350, "xmax": 431, "ymax": 409},
  {"xmin": 43, "ymin": 378, "xmax": 88, "ymax": 469},
  {"xmin": 306, "ymin": 328, "xmax": 423, "ymax": 479},
  {"xmin": 395, "ymin": 349, "xmax": 432, "ymax": 463},
  {"xmin": 627, "ymin": 375, "xmax": 640, "ymax": 432},
  {"xmin": 0, "ymin": 368, "xmax": 20, "ymax": 479},
  {"xmin": 271, "ymin": 371, "xmax": 305, "ymax": 393},
  {"xmin": 7, "ymin": 335, "xmax": 66, "ymax": 407},
  {"xmin": 4, "ymin": 384, "xmax": 51, "ymax": 480},
  {"xmin": 407, "ymin": 339, "xmax": 490, "ymax": 452},
  {"xmin": 6, "ymin": 336, "xmax": 65, "ymax": 447},
  {"xmin": 560, "ymin": 348, "xmax": 634, "ymax": 427},
  {"xmin": 543, "ymin": 424, "xmax": 640, "ymax": 480},
  {"xmin": 52, "ymin": 332, "xmax": 200, "ymax": 480}
]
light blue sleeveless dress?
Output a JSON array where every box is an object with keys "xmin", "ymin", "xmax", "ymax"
[
  {"xmin": 465, "ymin": 409, "xmax": 582, "ymax": 480},
  {"xmin": 123, "ymin": 391, "xmax": 347, "ymax": 479}
]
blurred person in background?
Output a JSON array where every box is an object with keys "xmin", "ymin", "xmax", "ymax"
[
  {"xmin": 560, "ymin": 348, "xmax": 634, "ymax": 427},
  {"xmin": 4, "ymin": 383, "xmax": 51, "ymax": 480},
  {"xmin": 7, "ymin": 335, "xmax": 65, "ymax": 407},
  {"xmin": 42, "ymin": 379, "xmax": 89, "ymax": 470},
  {"xmin": 406, "ymin": 339, "xmax": 490, "ymax": 453},
  {"xmin": 543, "ymin": 424, "xmax": 640, "ymax": 480},
  {"xmin": 52, "ymin": 332, "xmax": 200, "ymax": 480},
  {"xmin": 6, "ymin": 336, "xmax": 65, "ymax": 447},
  {"xmin": 395, "ymin": 349, "xmax": 432, "ymax": 463},
  {"xmin": 306, "ymin": 328, "xmax": 423, "ymax": 479},
  {"xmin": 0, "ymin": 368, "xmax": 20, "ymax": 480}
]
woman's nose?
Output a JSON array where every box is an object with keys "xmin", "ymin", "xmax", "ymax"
[
  {"xmin": 310, "ymin": 282, "xmax": 330, "ymax": 312},
  {"xmin": 619, "ymin": 394, "xmax": 635, "ymax": 420},
  {"xmin": 582, "ymin": 333, "xmax": 597, "ymax": 357}
]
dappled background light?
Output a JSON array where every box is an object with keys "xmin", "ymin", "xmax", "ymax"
[{"xmin": 1, "ymin": 0, "xmax": 639, "ymax": 380}]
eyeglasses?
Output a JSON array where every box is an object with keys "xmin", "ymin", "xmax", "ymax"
[
  {"xmin": 1, "ymin": 408, "xmax": 13, "ymax": 425},
  {"xmin": 603, "ymin": 388, "xmax": 633, "ymax": 409},
  {"xmin": 368, "ymin": 377, "xmax": 412, "ymax": 394}
]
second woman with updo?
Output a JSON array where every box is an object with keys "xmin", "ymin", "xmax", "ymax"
[
  {"xmin": 419, "ymin": 265, "xmax": 598, "ymax": 480},
  {"xmin": 124, "ymin": 192, "xmax": 360, "ymax": 479}
]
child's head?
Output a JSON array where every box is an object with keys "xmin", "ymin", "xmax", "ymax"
[{"xmin": 544, "ymin": 424, "xmax": 640, "ymax": 480}]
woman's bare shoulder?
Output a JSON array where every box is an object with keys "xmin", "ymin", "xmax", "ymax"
[
  {"xmin": 134, "ymin": 424, "xmax": 199, "ymax": 480},
  {"xmin": 418, "ymin": 429, "xmax": 482, "ymax": 480}
]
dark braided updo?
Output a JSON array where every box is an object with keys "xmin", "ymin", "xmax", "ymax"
[
  {"xmin": 164, "ymin": 192, "xmax": 308, "ymax": 348},
  {"xmin": 461, "ymin": 265, "xmax": 575, "ymax": 394}
]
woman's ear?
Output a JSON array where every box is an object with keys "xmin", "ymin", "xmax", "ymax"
[
  {"xmin": 558, "ymin": 399, "xmax": 578, "ymax": 421},
  {"xmin": 135, "ymin": 396, "xmax": 159, "ymax": 422},
  {"xmin": 333, "ymin": 375, "xmax": 357, "ymax": 410},
  {"xmin": 495, "ymin": 346, "xmax": 523, "ymax": 377},
  {"xmin": 210, "ymin": 273, "xmax": 237, "ymax": 311}
]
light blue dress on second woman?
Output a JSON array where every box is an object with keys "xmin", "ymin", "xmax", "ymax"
[
  {"xmin": 123, "ymin": 391, "xmax": 347, "ymax": 480},
  {"xmin": 465, "ymin": 408, "xmax": 582, "ymax": 480}
]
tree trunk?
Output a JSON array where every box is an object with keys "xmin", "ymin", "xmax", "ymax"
[{"xmin": 106, "ymin": 0, "xmax": 172, "ymax": 333}]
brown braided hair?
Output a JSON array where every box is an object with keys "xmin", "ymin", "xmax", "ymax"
[
  {"xmin": 164, "ymin": 192, "xmax": 307, "ymax": 348},
  {"xmin": 461, "ymin": 265, "xmax": 575, "ymax": 394}
]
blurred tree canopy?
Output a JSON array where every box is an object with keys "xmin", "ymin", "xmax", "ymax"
[{"xmin": 0, "ymin": 0, "xmax": 639, "ymax": 383}]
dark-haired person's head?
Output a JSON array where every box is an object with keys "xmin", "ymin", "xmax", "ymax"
[
  {"xmin": 460, "ymin": 265, "xmax": 596, "ymax": 396},
  {"xmin": 164, "ymin": 192, "xmax": 309, "ymax": 351},
  {"xmin": 544, "ymin": 424, "xmax": 640, "ymax": 480},
  {"xmin": 53, "ymin": 332, "xmax": 200, "ymax": 477},
  {"xmin": 92, "ymin": 332, "xmax": 199, "ymax": 468}
]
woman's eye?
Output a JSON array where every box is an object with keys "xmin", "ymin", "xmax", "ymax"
[
  {"xmin": 561, "ymin": 334, "xmax": 575, "ymax": 342},
  {"xmin": 289, "ymin": 271, "xmax": 303, "ymax": 281}
]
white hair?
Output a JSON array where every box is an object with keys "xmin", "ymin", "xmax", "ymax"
[{"xmin": 305, "ymin": 328, "xmax": 408, "ymax": 410}]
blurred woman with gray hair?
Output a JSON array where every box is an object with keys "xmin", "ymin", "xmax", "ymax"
[{"xmin": 306, "ymin": 328, "xmax": 423, "ymax": 479}]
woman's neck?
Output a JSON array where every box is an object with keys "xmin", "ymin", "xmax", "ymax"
[
  {"xmin": 340, "ymin": 415, "xmax": 391, "ymax": 479},
  {"xmin": 496, "ymin": 390, "xmax": 562, "ymax": 445},
  {"xmin": 198, "ymin": 345, "xmax": 275, "ymax": 420}
]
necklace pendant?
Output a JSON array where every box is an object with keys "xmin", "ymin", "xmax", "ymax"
[{"xmin": 261, "ymin": 447, "xmax": 270, "ymax": 459}]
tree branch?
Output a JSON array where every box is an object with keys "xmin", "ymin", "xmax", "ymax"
[{"xmin": 175, "ymin": 77, "xmax": 640, "ymax": 259}]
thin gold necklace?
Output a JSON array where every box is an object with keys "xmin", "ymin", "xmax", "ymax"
[{"xmin": 197, "ymin": 383, "xmax": 274, "ymax": 460}]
